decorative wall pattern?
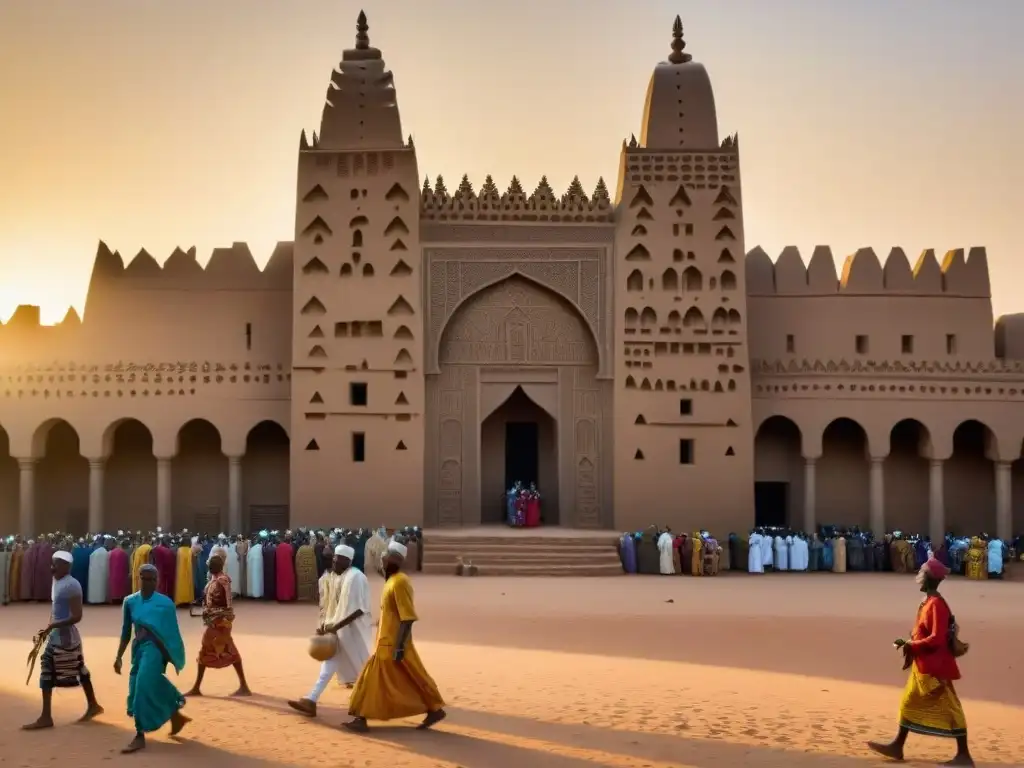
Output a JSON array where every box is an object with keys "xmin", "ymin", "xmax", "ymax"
[{"xmin": 425, "ymin": 246, "xmax": 608, "ymax": 376}]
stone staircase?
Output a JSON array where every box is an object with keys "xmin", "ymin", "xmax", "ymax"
[{"xmin": 421, "ymin": 532, "xmax": 624, "ymax": 577}]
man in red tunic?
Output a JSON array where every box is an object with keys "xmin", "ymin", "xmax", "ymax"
[{"xmin": 868, "ymin": 556, "xmax": 974, "ymax": 766}]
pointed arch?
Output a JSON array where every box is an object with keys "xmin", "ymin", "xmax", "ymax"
[{"xmin": 435, "ymin": 270, "xmax": 601, "ymax": 371}]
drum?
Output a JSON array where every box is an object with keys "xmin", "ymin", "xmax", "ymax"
[{"xmin": 307, "ymin": 633, "xmax": 338, "ymax": 662}]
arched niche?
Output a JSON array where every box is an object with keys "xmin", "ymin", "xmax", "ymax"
[
  {"xmin": 172, "ymin": 419, "xmax": 228, "ymax": 533},
  {"xmin": 35, "ymin": 419, "xmax": 89, "ymax": 534},
  {"xmin": 817, "ymin": 417, "xmax": 869, "ymax": 528},
  {"xmin": 242, "ymin": 420, "xmax": 291, "ymax": 531},
  {"xmin": 438, "ymin": 275, "xmax": 599, "ymax": 368},
  {"xmin": 0, "ymin": 425, "xmax": 18, "ymax": 534},
  {"xmin": 884, "ymin": 419, "xmax": 931, "ymax": 535},
  {"xmin": 104, "ymin": 418, "xmax": 158, "ymax": 531},
  {"xmin": 753, "ymin": 416, "xmax": 803, "ymax": 528},
  {"xmin": 430, "ymin": 266, "xmax": 604, "ymax": 375},
  {"xmin": 946, "ymin": 419, "xmax": 996, "ymax": 535}
]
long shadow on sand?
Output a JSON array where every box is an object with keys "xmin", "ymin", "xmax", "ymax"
[
  {"xmin": 0, "ymin": 692, "xmax": 287, "ymax": 767},
  {"xmin": 218, "ymin": 692, "xmax": 918, "ymax": 767},
  {"xmin": 1, "ymin": 601, "xmax": 1019, "ymax": 708}
]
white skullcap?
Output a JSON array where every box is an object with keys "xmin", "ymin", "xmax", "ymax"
[
  {"xmin": 52, "ymin": 550, "xmax": 73, "ymax": 564},
  {"xmin": 218, "ymin": 532, "xmax": 226, "ymax": 540},
  {"xmin": 334, "ymin": 544, "xmax": 355, "ymax": 559},
  {"xmin": 387, "ymin": 539, "xmax": 408, "ymax": 558}
]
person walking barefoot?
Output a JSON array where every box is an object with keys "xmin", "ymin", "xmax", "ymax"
[
  {"xmin": 21, "ymin": 549, "xmax": 104, "ymax": 731},
  {"xmin": 184, "ymin": 553, "xmax": 251, "ymax": 697},
  {"xmin": 115, "ymin": 563, "xmax": 191, "ymax": 754}
]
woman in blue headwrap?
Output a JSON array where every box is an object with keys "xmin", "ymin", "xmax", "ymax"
[{"xmin": 114, "ymin": 563, "xmax": 189, "ymax": 753}]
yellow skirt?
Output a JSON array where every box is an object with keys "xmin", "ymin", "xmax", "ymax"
[
  {"xmin": 899, "ymin": 667, "xmax": 967, "ymax": 738},
  {"xmin": 348, "ymin": 641, "xmax": 445, "ymax": 721}
]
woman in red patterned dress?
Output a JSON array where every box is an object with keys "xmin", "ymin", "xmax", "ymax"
[{"xmin": 184, "ymin": 553, "xmax": 251, "ymax": 698}]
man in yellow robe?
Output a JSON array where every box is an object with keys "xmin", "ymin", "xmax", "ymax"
[{"xmin": 343, "ymin": 539, "xmax": 446, "ymax": 733}]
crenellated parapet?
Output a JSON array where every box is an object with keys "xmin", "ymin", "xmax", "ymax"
[
  {"xmin": 419, "ymin": 174, "xmax": 613, "ymax": 222},
  {"xmin": 88, "ymin": 240, "xmax": 294, "ymax": 292},
  {"xmin": 744, "ymin": 246, "xmax": 990, "ymax": 297}
]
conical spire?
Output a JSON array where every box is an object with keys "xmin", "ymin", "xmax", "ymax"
[
  {"xmin": 355, "ymin": 10, "xmax": 370, "ymax": 50},
  {"xmin": 668, "ymin": 15, "xmax": 692, "ymax": 64}
]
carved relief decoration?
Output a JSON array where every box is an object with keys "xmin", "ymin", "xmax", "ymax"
[
  {"xmin": 426, "ymin": 247, "xmax": 606, "ymax": 374},
  {"xmin": 751, "ymin": 359, "xmax": 1024, "ymax": 401},
  {"xmin": 752, "ymin": 358, "xmax": 1024, "ymax": 379},
  {"xmin": 572, "ymin": 367, "xmax": 602, "ymax": 528},
  {"xmin": 438, "ymin": 276, "xmax": 597, "ymax": 366},
  {"xmin": 434, "ymin": 365, "xmax": 476, "ymax": 526}
]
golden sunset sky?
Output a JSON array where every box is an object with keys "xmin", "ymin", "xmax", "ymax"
[{"xmin": 0, "ymin": 0, "xmax": 1020, "ymax": 323}]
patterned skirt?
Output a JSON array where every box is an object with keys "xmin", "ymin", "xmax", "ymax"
[
  {"xmin": 899, "ymin": 666, "xmax": 968, "ymax": 738},
  {"xmin": 197, "ymin": 615, "xmax": 241, "ymax": 669},
  {"xmin": 40, "ymin": 641, "xmax": 90, "ymax": 690}
]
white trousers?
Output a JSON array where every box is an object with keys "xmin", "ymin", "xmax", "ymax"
[{"xmin": 308, "ymin": 656, "xmax": 347, "ymax": 702}]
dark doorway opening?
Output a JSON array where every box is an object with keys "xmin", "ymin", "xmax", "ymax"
[
  {"xmin": 754, "ymin": 481, "xmax": 788, "ymax": 528},
  {"xmin": 505, "ymin": 421, "xmax": 539, "ymax": 490}
]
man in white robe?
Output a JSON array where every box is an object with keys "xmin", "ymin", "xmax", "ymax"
[
  {"xmin": 656, "ymin": 530, "xmax": 675, "ymax": 575},
  {"xmin": 774, "ymin": 533, "xmax": 789, "ymax": 571},
  {"xmin": 0, "ymin": 540, "xmax": 9, "ymax": 605},
  {"xmin": 86, "ymin": 539, "xmax": 110, "ymax": 604},
  {"xmin": 747, "ymin": 531, "xmax": 764, "ymax": 573},
  {"xmin": 246, "ymin": 537, "xmax": 265, "ymax": 599},
  {"xmin": 759, "ymin": 529, "xmax": 773, "ymax": 571},
  {"xmin": 287, "ymin": 544, "xmax": 373, "ymax": 718},
  {"xmin": 224, "ymin": 537, "xmax": 241, "ymax": 597}
]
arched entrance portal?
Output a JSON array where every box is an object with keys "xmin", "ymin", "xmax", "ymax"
[
  {"xmin": 480, "ymin": 387, "xmax": 558, "ymax": 524},
  {"xmin": 426, "ymin": 275, "xmax": 609, "ymax": 528}
]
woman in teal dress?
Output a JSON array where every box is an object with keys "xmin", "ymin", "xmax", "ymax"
[{"xmin": 114, "ymin": 563, "xmax": 190, "ymax": 753}]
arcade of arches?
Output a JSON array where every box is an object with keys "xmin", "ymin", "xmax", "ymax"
[
  {"xmin": 754, "ymin": 416, "xmax": 1024, "ymax": 541},
  {"xmin": 0, "ymin": 419, "xmax": 290, "ymax": 536}
]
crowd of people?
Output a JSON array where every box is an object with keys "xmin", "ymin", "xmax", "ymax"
[
  {"xmin": 620, "ymin": 526, "xmax": 1019, "ymax": 579},
  {"xmin": 505, "ymin": 482, "xmax": 542, "ymax": 527},
  {"xmin": 20, "ymin": 533, "xmax": 445, "ymax": 754},
  {"xmin": 0, "ymin": 526, "xmax": 424, "ymax": 606}
]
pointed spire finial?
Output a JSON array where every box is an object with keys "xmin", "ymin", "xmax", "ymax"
[
  {"xmin": 355, "ymin": 10, "xmax": 369, "ymax": 50},
  {"xmin": 668, "ymin": 15, "xmax": 692, "ymax": 64}
]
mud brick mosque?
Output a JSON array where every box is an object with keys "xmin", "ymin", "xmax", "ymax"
[{"xmin": 1, "ymin": 13, "xmax": 1022, "ymax": 541}]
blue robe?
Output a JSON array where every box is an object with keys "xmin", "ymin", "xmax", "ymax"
[
  {"xmin": 621, "ymin": 534, "xmax": 637, "ymax": 573},
  {"xmin": 988, "ymin": 540, "xmax": 1004, "ymax": 575},
  {"xmin": 71, "ymin": 545, "xmax": 92, "ymax": 596},
  {"xmin": 121, "ymin": 591, "xmax": 186, "ymax": 733},
  {"xmin": 821, "ymin": 539, "xmax": 834, "ymax": 570},
  {"xmin": 506, "ymin": 490, "xmax": 514, "ymax": 525}
]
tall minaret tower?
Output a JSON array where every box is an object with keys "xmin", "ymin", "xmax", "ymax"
[
  {"xmin": 290, "ymin": 11, "xmax": 424, "ymax": 527},
  {"xmin": 612, "ymin": 17, "xmax": 754, "ymax": 534}
]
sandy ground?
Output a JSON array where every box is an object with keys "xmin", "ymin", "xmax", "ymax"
[{"xmin": 0, "ymin": 572, "xmax": 1021, "ymax": 768}]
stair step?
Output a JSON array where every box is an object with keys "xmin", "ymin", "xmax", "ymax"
[
  {"xmin": 423, "ymin": 551, "xmax": 619, "ymax": 565},
  {"xmin": 423, "ymin": 543, "xmax": 617, "ymax": 555},
  {"xmin": 424, "ymin": 538, "xmax": 618, "ymax": 548},
  {"xmin": 422, "ymin": 562, "xmax": 625, "ymax": 577}
]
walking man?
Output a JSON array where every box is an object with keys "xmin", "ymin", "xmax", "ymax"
[
  {"xmin": 22, "ymin": 549, "xmax": 104, "ymax": 730},
  {"xmin": 288, "ymin": 544, "xmax": 373, "ymax": 716},
  {"xmin": 343, "ymin": 539, "xmax": 446, "ymax": 733}
]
